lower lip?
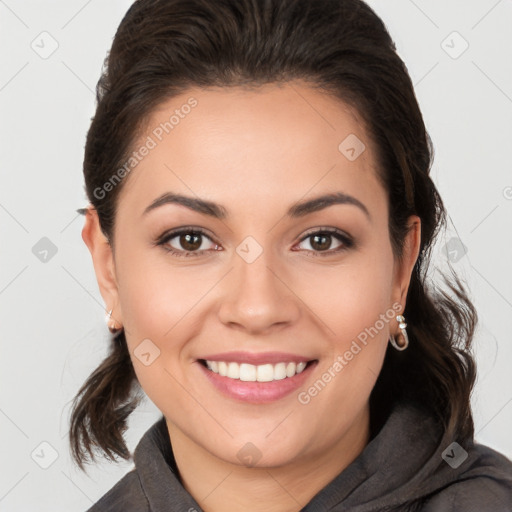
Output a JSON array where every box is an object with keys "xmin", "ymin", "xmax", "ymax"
[{"xmin": 198, "ymin": 361, "xmax": 316, "ymax": 404}]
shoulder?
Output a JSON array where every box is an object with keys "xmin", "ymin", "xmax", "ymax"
[
  {"xmin": 85, "ymin": 468, "xmax": 149, "ymax": 512},
  {"xmin": 421, "ymin": 442, "xmax": 512, "ymax": 512},
  {"xmin": 421, "ymin": 476, "xmax": 512, "ymax": 512}
]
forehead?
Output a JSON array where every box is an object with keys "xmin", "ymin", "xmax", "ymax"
[{"xmin": 117, "ymin": 81, "xmax": 385, "ymax": 218}]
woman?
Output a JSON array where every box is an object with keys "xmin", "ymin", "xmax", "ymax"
[{"xmin": 70, "ymin": 0, "xmax": 512, "ymax": 510}]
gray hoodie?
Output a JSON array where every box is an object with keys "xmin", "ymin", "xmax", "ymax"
[{"xmin": 86, "ymin": 400, "xmax": 512, "ymax": 511}]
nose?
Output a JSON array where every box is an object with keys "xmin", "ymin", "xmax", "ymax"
[{"xmin": 218, "ymin": 249, "xmax": 301, "ymax": 334}]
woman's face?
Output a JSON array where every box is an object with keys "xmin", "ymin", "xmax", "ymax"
[{"xmin": 85, "ymin": 81, "xmax": 420, "ymax": 468}]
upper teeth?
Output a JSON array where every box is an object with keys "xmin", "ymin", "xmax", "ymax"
[{"xmin": 205, "ymin": 361, "xmax": 307, "ymax": 382}]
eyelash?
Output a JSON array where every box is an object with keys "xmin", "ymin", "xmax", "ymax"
[{"xmin": 155, "ymin": 226, "xmax": 355, "ymax": 258}]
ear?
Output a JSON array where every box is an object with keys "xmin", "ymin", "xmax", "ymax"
[
  {"xmin": 391, "ymin": 215, "xmax": 421, "ymax": 309},
  {"xmin": 81, "ymin": 206, "xmax": 123, "ymax": 327}
]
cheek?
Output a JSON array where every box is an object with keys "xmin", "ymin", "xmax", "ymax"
[
  {"xmin": 116, "ymin": 249, "xmax": 202, "ymax": 338},
  {"xmin": 115, "ymin": 252, "xmax": 213, "ymax": 394},
  {"xmin": 295, "ymin": 250, "xmax": 394, "ymax": 343},
  {"xmin": 296, "ymin": 246, "xmax": 394, "ymax": 398},
  {"xmin": 115, "ymin": 259, "xmax": 197, "ymax": 408}
]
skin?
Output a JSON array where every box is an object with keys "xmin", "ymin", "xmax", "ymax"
[{"xmin": 82, "ymin": 81, "xmax": 421, "ymax": 512}]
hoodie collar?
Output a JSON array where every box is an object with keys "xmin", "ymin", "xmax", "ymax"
[{"xmin": 133, "ymin": 400, "xmax": 479, "ymax": 511}]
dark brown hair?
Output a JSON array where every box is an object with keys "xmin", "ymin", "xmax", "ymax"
[{"xmin": 70, "ymin": 0, "xmax": 477, "ymax": 470}]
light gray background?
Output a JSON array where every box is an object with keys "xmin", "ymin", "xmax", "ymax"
[{"xmin": 1, "ymin": 0, "xmax": 511, "ymax": 510}]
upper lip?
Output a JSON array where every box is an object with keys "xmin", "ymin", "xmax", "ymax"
[{"xmin": 199, "ymin": 351, "xmax": 314, "ymax": 365}]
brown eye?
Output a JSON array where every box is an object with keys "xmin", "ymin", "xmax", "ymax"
[
  {"xmin": 295, "ymin": 229, "xmax": 354, "ymax": 256},
  {"xmin": 309, "ymin": 233, "xmax": 334, "ymax": 251},
  {"xmin": 179, "ymin": 233, "xmax": 203, "ymax": 251},
  {"xmin": 157, "ymin": 228, "xmax": 220, "ymax": 257}
]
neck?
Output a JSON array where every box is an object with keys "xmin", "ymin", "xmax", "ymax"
[{"xmin": 167, "ymin": 405, "xmax": 370, "ymax": 512}]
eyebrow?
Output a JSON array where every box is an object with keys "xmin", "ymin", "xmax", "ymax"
[{"xmin": 143, "ymin": 191, "xmax": 371, "ymax": 221}]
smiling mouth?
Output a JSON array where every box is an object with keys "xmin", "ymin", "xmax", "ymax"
[{"xmin": 199, "ymin": 359, "xmax": 317, "ymax": 382}]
